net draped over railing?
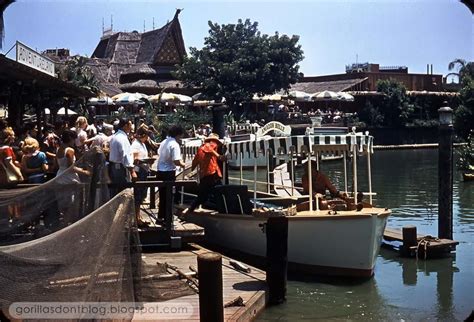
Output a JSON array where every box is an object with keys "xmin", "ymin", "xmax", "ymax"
[
  {"xmin": 0, "ymin": 148, "xmax": 109, "ymax": 244},
  {"xmin": 0, "ymin": 149, "xmax": 194, "ymax": 320}
]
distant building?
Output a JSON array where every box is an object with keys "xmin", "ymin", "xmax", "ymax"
[
  {"xmin": 89, "ymin": 9, "xmax": 187, "ymax": 95},
  {"xmin": 292, "ymin": 62, "xmax": 443, "ymax": 93},
  {"xmin": 44, "ymin": 10, "xmax": 188, "ymax": 96}
]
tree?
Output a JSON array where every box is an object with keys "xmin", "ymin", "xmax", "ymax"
[
  {"xmin": 447, "ymin": 58, "xmax": 474, "ymax": 83},
  {"xmin": 174, "ymin": 19, "xmax": 304, "ymax": 111},
  {"xmin": 56, "ymin": 56, "xmax": 100, "ymax": 94},
  {"xmin": 454, "ymin": 74, "xmax": 474, "ymax": 140},
  {"xmin": 376, "ymin": 79, "xmax": 414, "ymax": 127}
]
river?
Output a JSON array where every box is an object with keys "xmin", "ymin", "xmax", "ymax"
[{"xmin": 250, "ymin": 149, "xmax": 474, "ymax": 321}]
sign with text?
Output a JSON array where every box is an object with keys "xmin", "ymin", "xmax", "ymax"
[
  {"xmin": 16, "ymin": 41, "xmax": 55, "ymax": 77},
  {"xmin": 256, "ymin": 121, "xmax": 292, "ymax": 137}
]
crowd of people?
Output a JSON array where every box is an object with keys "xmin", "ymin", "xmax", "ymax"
[{"xmin": 0, "ymin": 116, "xmax": 164, "ymax": 225}]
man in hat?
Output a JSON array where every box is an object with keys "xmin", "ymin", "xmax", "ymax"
[{"xmin": 181, "ymin": 133, "xmax": 225, "ymax": 215}]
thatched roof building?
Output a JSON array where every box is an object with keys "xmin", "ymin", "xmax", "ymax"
[{"xmin": 89, "ymin": 9, "xmax": 188, "ymax": 95}]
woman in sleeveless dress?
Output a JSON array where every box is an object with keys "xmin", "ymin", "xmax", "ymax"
[{"xmin": 55, "ymin": 130, "xmax": 90, "ymax": 224}]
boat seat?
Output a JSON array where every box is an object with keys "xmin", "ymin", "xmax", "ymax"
[{"xmin": 213, "ymin": 185, "xmax": 253, "ymax": 215}]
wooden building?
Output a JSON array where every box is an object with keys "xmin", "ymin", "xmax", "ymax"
[
  {"xmin": 88, "ymin": 9, "xmax": 188, "ymax": 96},
  {"xmin": 293, "ymin": 63, "xmax": 443, "ymax": 93},
  {"xmin": 0, "ymin": 53, "xmax": 94, "ymax": 128}
]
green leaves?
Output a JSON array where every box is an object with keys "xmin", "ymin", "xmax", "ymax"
[
  {"xmin": 174, "ymin": 18, "xmax": 304, "ymax": 109},
  {"xmin": 376, "ymin": 79, "xmax": 413, "ymax": 127},
  {"xmin": 56, "ymin": 56, "xmax": 100, "ymax": 94}
]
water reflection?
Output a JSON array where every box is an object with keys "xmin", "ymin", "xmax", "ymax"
[
  {"xmin": 255, "ymin": 149, "xmax": 474, "ymax": 320},
  {"xmin": 379, "ymin": 249, "xmax": 459, "ymax": 321}
]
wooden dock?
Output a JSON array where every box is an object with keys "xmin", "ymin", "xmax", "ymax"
[
  {"xmin": 138, "ymin": 208, "xmax": 205, "ymax": 246},
  {"xmin": 136, "ymin": 244, "xmax": 267, "ymax": 321},
  {"xmin": 383, "ymin": 227, "xmax": 459, "ymax": 258}
]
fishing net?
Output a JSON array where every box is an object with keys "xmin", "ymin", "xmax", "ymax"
[{"xmin": 0, "ymin": 148, "xmax": 195, "ymax": 321}]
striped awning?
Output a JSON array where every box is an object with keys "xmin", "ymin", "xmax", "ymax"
[{"xmin": 224, "ymin": 134, "xmax": 374, "ymax": 160}]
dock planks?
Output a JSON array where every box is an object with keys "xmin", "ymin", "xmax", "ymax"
[
  {"xmin": 136, "ymin": 244, "xmax": 267, "ymax": 321},
  {"xmin": 383, "ymin": 227, "xmax": 459, "ymax": 257}
]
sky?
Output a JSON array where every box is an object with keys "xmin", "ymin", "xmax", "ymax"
[{"xmin": 2, "ymin": 0, "xmax": 473, "ymax": 79}]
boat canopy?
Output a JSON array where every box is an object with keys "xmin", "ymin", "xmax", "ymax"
[{"xmin": 225, "ymin": 134, "xmax": 374, "ymax": 160}]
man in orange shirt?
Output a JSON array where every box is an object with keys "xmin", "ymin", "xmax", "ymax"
[{"xmin": 182, "ymin": 133, "xmax": 225, "ymax": 214}]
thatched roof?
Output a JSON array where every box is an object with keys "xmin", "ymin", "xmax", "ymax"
[
  {"xmin": 89, "ymin": 10, "xmax": 187, "ymax": 94},
  {"xmin": 119, "ymin": 79, "xmax": 188, "ymax": 95},
  {"xmin": 291, "ymin": 78, "xmax": 368, "ymax": 93}
]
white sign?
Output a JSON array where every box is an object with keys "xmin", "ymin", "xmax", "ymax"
[
  {"xmin": 256, "ymin": 121, "xmax": 292, "ymax": 137},
  {"xmin": 16, "ymin": 41, "xmax": 55, "ymax": 77}
]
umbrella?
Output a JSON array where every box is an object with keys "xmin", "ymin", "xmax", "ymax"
[
  {"xmin": 88, "ymin": 97, "xmax": 115, "ymax": 105},
  {"xmin": 44, "ymin": 108, "xmax": 77, "ymax": 115},
  {"xmin": 112, "ymin": 92, "xmax": 148, "ymax": 104},
  {"xmin": 149, "ymin": 92, "xmax": 192, "ymax": 103},
  {"xmin": 312, "ymin": 90, "xmax": 339, "ymax": 101},
  {"xmin": 337, "ymin": 92, "xmax": 355, "ymax": 102},
  {"xmin": 288, "ymin": 90, "xmax": 312, "ymax": 102},
  {"xmin": 252, "ymin": 93, "xmax": 283, "ymax": 101}
]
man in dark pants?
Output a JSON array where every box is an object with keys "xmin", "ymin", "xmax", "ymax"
[
  {"xmin": 108, "ymin": 118, "xmax": 136, "ymax": 198},
  {"xmin": 182, "ymin": 133, "xmax": 224, "ymax": 215},
  {"xmin": 156, "ymin": 125, "xmax": 185, "ymax": 221}
]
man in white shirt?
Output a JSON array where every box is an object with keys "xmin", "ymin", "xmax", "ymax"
[
  {"xmin": 156, "ymin": 125, "xmax": 185, "ymax": 221},
  {"xmin": 108, "ymin": 118, "xmax": 137, "ymax": 197}
]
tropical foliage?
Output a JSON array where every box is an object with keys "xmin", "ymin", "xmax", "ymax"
[
  {"xmin": 157, "ymin": 107, "xmax": 210, "ymax": 140},
  {"xmin": 449, "ymin": 58, "xmax": 474, "ymax": 140},
  {"xmin": 174, "ymin": 19, "xmax": 304, "ymax": 112},
  {"xmin": 56, "ymin": 56, "xmax": 100, "ymax": 94},
  {"xmin": 456, "ymin": 132, "xmax": 474, "ymax": 171},
  {"xmin": 447, "ymin": 58, "xmax": 474, "ymax": 83}
]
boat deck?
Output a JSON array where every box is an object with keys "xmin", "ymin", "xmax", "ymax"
[{"xmin": 136, "ymin": 244, "xmax": 267, "ymax": 321}]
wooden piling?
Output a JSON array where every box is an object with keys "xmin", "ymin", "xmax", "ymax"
[
  {"xmin": 402, "ymin": 225, "xmax": 418, "ymax": 256},
  {"xmin": 266, "ymin": 216, "xmax": 288, "ymax": 305},
  {"xmin": 197, "ymin": 252, "xmax": 223, "ymax": 322},
  {"xmin": 438, "ymin": 104, "xmax": 454, "ymax": 240}
]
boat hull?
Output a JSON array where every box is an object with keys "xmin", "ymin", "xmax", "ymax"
[{"xmin": 187, "ymin": 208, "xmax": 390, "ymax": 278}]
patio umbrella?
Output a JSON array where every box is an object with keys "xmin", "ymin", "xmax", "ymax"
[
  {"xmin": 112, "ymin": 92, "xmax": 148, "ymax": 104},
  {"xmin": 149, "ymin": 92, "xmax": 192, "ymax": 103},
  {"xmin": 252, "ymin": 93, "xmax": 283, "ymax": 101},
  {"xmin": 44, "ymin": 108, "xmax": 78, "ymax": 115},
  {"xmin": 88, "ymin": 97, "xmax": 115, "ymax": 105},
  {"xmin": 312, "ymin": 90, "xmax": 339, "ymax": 101},
  {"xmin": 288, "ymin": 90, "xmax": 312, "ymax": 102},
  {"xmin": 337, "ymin": 92, "xmax": 355, "ymax": 102}
]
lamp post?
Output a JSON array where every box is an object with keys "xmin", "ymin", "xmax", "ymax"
[{"xmin": 438, "ymin": 101, "xmax": 453, "ymax": 240}]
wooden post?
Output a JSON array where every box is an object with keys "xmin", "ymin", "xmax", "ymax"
[
  {"xmin": 197, "ymin": 252, "xmax": 223, "ymax": 322},
  {"xmin": 438, "ymin": 103, "xmax": 454, "ymax": 240},
  {"xmin": 165, "ymin": 182, "xmax": 173, "ymax": 233},
  {"xmin": 402, "ymin": 225, "xmax": 417, "ymax": 256},
  {"xmin": 266, "ymin": 216, "xmax": 288, "ymax": 305},
  {"xmin": 149, "ymin": 185, "xmax": 156, "ymax": 209}
]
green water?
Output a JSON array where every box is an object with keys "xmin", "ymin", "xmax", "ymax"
[{"xmin": 249, "ymin": 149, "xmax": 474, "ymax": 321}]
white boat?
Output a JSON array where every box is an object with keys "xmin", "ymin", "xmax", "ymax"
[
  {"xmin": 182, "ymin": 130, "xmax": 390, "ymax": 278},
  {"xmin": 187, "ymin": 207, "xmax": 389, "ymax": 277}
]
